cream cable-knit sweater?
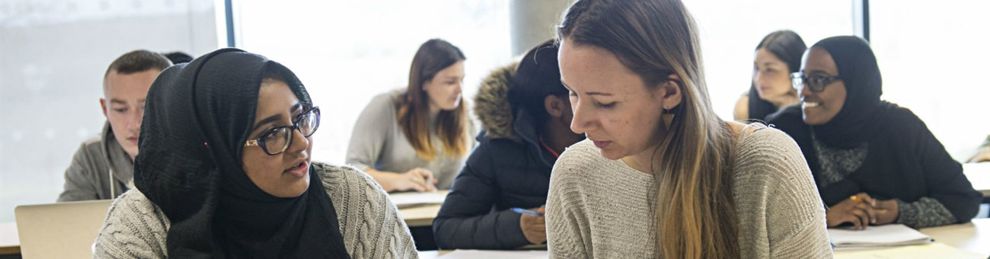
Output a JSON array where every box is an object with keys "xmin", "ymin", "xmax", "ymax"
[
  {"xmin": 546, "ymin": 125, "xmax": 833, "ymax": 258},
  {"xmin": 93, "ymin": 163, "xmax": 418, "ymax": 258}
]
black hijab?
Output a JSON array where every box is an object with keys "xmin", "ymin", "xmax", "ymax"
[
  {"xmin": 134, "ymin": 48, "xmax": 350, "ymax": 258},
  {"xmin": 809, "ymin": 36, "xmax": 887, "ymax": 148}
]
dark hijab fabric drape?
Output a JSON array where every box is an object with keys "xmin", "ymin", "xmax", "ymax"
[
  {"xmin": 768, "ymin": 37, "xmax": 980, "ymax": 221},
  {"xmin": 134, "ymin": 48, "xmax": 350, "ymax": 258},
  {"xmin": 808, "ymin": 36, "xmax": 886, "ymax": 149}
]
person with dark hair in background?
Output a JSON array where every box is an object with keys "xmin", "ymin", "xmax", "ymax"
[
  {"xmin": 58, "ymin": 50, "xmax": 172, "ymax": 202},
  {"xmin": 94, "ymin": 49, "xmax": 416, "ymax": 258},
  {"xmin": 163, "ymin": 51, "xmax": 193, "ymax": 64},
  {"xmin": 768, "ymin": 36, "xmax": 981, "ymax": 229},
  {"xmin": 733, "ymin": 30, "xmax": 805, "ymax": 122},
  {"xmin": 433, "ymin": 40, "xmax": 584, "ymax": 249},
  {"xmin": 347, "ymin": 38, "xmax": 474, "ymax": 192}
]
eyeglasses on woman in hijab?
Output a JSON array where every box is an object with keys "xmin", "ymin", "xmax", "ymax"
[
  {"xmin": 791, "ymin": 72, "xmax": 842, "ymax": 93},
  {"xmin": 244, "ymin": 106, "xmax": 321, "ymax": 155}
]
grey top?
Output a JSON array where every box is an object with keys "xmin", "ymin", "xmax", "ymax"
[
  {"xmin": 346, "ymin": 89, "xmax": 473, "ymax": 189},
  {"xmin": 58, "ymin": 122, "xmax": 133, "ymax": 202},
  {"xmin": 93, "ymin": 163, "xmax": 418, "ymax": 258},
  {"xmin": 546, "ymin": 124, "xmax": 833, "ymax": 258}
]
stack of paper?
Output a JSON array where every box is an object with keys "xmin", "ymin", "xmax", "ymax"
[
  {"xmin": 834, "ymin": 242, "xmax": 985, "ymax": 259},
  {"xmin": 828, "ymin": 224, "xmax": 933, "ymax": 249},
  {"xmin": 388, "ymin": 191, "xmax": 448, "ymax": 208}
]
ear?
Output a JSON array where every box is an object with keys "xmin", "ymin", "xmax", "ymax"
[
  {"xmin": 544, "ymin": 95, "xmax": 566, "ymax": 118},
  {"xmin": 99, "ymin": 98, "xmax": 108, "ymax": 118},
  {"xmin": 653, "ymin": 74, "xmax": 683, "ymax": 110}
]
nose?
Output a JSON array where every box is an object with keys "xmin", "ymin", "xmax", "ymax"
[
  {"xmin": 798, "ymin": 83, "xmax": 812, "ymax": 99},
  {"xmin": 286, "ymin": 127, "xmax": 311, "ymax": 154},
  {"xmin": 130, "ymin": 108, "xmax": 144, "ymax": 133},
  {"xmin": 569, "ymin": 98, "xmax": 591, "ymax": 134}
]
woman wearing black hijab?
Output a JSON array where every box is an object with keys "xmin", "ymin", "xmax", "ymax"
[
  {"xmin": 94, "ymin": 48, "xmax": 417, "ymax": 258},
  {"xmin": 768, "ymin": 36, "xmax": 981, "ymax": 229}
]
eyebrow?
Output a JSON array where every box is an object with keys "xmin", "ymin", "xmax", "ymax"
[
  {"xmin": 109, "ymin": 99, "xmax": 127, "ymax": 105},
  {"xmin": 560, "ymin": 81, "xmax": 613, "ymax": 96},
  {"xmin": 250, "ymin": 103, "xmax": 304, "ymax": 134}
]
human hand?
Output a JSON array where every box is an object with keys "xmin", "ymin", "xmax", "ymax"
[
  {"xmin": 826, "ymin": 193, "xmax": 885, "ymax": 230},
  {"xmin": 389, "ymin": 168, "xmax": 437, "ymax": 192},
  {"xmin": 519, "ymin": 207, "xmax": 546, "ymax": 244}
]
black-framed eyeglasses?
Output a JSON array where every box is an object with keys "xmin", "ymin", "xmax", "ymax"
[
  {"xmin": 791, "ymin": 72, "xmax": 842, "ymax": 93},
  {"xmin": 244, "ymin": 106, "xmax": 321, "ymax": 155}
]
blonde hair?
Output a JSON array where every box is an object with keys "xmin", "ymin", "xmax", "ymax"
[
  {"xmin": 558, "ymin": 0, "xmax": 739, "ymax": 258},
  {"xmin": 397, "ymin": 39, "xmax": 470, "ymax": 160}
]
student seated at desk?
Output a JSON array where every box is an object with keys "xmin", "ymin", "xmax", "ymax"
[
  {"xmin": 94, "ymin": 49, "xmax": 416, "ymax": 258},
  {"xmin": 546, "ymin": 0, "xmax": 831, "ymax": 258},
  {"xmin": 433, "ymin": 40, "xmax": 584, "ymax": 249},
  {"xmin": 58, "ymin": 50, "xmax": 171, "ymax": 202},
  {"xmin": 733, "ymin": 30, "xmax": 805, "ymax": 122},
  {"xmin": 347, "ymin": 39, "xmax": 474, "ymax": 192},
  {"xmin": 768, "ymin": 36, "xmax": 982, "ymax": 229},
  {"xmin": 969, "ymin": 135, "xmax": 990, "ymax": 163}
]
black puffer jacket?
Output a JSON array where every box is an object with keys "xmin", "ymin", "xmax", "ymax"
[{"xmin": 432, "ymin": 63, "xmax": 559, "ymax": 249}]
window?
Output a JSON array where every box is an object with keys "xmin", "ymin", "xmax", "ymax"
[
  {"xmin": 870, "ymin": 0, "xmax": 990, "ymax": 159},
  {"xmin": 682, "ymin": 0, "xmax": 854, "ymax": 120},
  {"xmin": 233, "ymin": 0, "xmax": 511, "ymax": 164}
]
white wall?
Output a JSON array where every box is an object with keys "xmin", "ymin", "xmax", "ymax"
[{"xmin": 0, "ymin": 0, "xmax": 219, "ymax": 222}]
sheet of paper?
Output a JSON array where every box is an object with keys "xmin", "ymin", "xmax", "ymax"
[
  {"xmin": 828, "ymin": 224, "xmax": 932, "ymax": 248},
  {"xmin": 388, "ymin": 191, "xmax": 448, "ymax": 208}
]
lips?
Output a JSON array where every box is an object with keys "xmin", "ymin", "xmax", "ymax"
[
  {"xmin": 284, "ymin": 160, "xmax": 309, "ymax": 177},
  {"xmin": 126, "ymin": 136, "xmax": 139, "ymax": 144},
  {"xmin": 592, "ymin": 140, "xmax": 611, "ymax": 149},
  {"xmin": 802, "ymin": 101, "xmax": 821, "ymax": 108}
]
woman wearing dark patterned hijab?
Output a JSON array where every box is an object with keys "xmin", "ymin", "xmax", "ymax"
[
  {"xmin": 94, "ymin": 48, "xmax": 417, "ymax": 258},
  {"xmin": 769, "ymin": 36, "xmax": 981, "ymax": 229}
]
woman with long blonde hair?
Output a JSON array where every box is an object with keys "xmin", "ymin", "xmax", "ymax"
[{"xmin": 545, "ymin": 0, "xmax": 832, "ymax": 258}]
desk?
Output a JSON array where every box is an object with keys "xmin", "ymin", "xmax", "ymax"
[
  {"xmin": 422, "ymin": 220, "xmax": 990, "ymax": 258},
  {"xmin": 393, "ymin": 191, "xmax": 447, "ymax": 228},
  {"xmin": 833, "ymin": 218, "xmax": 990, "ymax": 258},
  {"xmin": 919, "ymin": 218, "xmax": 990, "ymax": 256},
  {"xmin": 964, "ymin": 163, "xmax": 990, "ymax": 198},
  {"xmin": 0, "ymin": 222, "xmax": 17, "ymax": 255}
]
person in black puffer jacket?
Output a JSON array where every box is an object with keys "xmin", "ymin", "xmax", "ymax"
[{"xmin": 433, "ymin": 40, "xmax": 584, "ymax": 249}]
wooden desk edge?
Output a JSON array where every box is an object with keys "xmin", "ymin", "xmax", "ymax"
[{"xmin": 0, "ymin": 246, "xmax": 20, "ymax": 255}]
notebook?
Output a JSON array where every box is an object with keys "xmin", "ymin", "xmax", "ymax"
[
  {"xmin": 828, "ymin": 224, "xmax": 933, "ymax": 250},
  {"xmin": 389, "ymin": 190, "xmax": 448, "ymax": 208},
  {"xmin": 15, "ymin": 200, "xmax": 112, "ymax": 259}
]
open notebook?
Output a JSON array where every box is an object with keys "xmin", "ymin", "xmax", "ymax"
[{"xmin": 828, "ymin": 224, "xmax": 933, "ymax": 249}]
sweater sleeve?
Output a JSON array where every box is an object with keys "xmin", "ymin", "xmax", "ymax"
[
  {"xmin": 320, "ymin": 164, "xmax": 418, "ymax": 259},
  {"xmin": 433, "ymin": 145, "xmax": 529, "ymax": 249},
  {"xmin": 345, "ymin": 93, "xmax": 395, "ymax": 171},
  {"xmin": 94, "ymin": 190, "xmax": 169, "ymax": 259},
  {"xmin": 899, "ymin": 118, "xmax": 981, "ymax": 227},
  {"xmin": 545, "ymin": 161, "xmax": 591, "ymax": 259},
  {"xmin": 739, "ymin": 128, "xmax": 833, "ymax": 259}
]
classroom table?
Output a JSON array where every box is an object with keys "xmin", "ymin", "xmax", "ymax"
[
  {"xmin": 393, "ymin": 190, "xmax": 447, "ymax": 227},
  {"xmin": 398, "ymin": 204, "xmax": 443, "ymax": 227},
  {"xmin": 420, "ymin": 219, "xmax": 990, "ymax": 258}
]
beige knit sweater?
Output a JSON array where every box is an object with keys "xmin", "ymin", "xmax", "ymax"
[
  {"xmin": 546, "ymin": 126, "xmax": 833, "ymax": 258},
  {"xmin": 93, "ymin": 163, "xmax": 418, "ymax": 258}
]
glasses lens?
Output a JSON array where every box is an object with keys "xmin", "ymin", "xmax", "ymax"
[
  {"xmin": 263, "ymin": 127, "xmax": 292, "ymax": 155},
  {"xmin": 296, "ymin": 108, "xmax": 320, "ymax": 137},
  {"xmin": 791, "ymin": 72, "xmax": 804, "ymax": 91}
]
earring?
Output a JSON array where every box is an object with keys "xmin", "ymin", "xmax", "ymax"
[{"xmin": 661, "ymin": 107, "xmax": 675, "ymax": 129}]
